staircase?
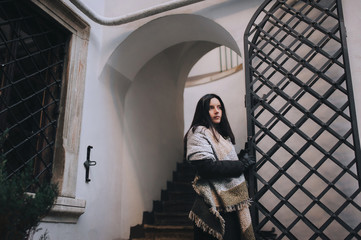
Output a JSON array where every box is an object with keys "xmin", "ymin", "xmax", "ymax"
[{"xmin": 129, "ymin": 161, "xmax": 196, "ymax": 240}]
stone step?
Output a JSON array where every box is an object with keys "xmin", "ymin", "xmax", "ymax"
[
  {"xmin": 167, "ymin": 181, "xmax": 193, "ymax": 192},
  {"xmin": 172, "ymin": 171, "xmax": 195, "ymax": 182},
  {"xmin": 153, "ymin": 212, "xmax": 192, "ymax": 226},
  {"xmin": 130, "ymin": 224, "xmax": 194, "ymax": 240},
  {"xmin": 153, "ymin": 200, "xmax": 193, "ymax": 213},
  {"xmin": 161, "ymin": 189, "xmax": 196, "ymax": 201},
  {"xmin": 144, "ymin": 224, "xmax": 193, "ymax": 232},
  {"xmin": 130, "ymin": 162, "xmax": 197, "ymax": 240}
]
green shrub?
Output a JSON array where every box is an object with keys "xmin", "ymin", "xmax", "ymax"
[{"xmin": 0, "ymin": 131, "xmax": 58, "ymax": 240}]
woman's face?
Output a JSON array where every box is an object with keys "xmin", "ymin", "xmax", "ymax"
[{"xmin": 209, "ymin": 98, "xmax": 222, "ymax": 125}]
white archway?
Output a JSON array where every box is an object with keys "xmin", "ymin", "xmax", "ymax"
[
  {"xmin": 106, "ymin": 14, "xmax": 241, "ymax": 82},
  {"xmin": 103, "ymin": 14, "xmax": 244, "ymax": 232}
]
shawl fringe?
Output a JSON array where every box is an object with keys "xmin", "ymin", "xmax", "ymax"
[{"xmin": 189, "ymin": 211, "xmax": 225, "ymax": 240}]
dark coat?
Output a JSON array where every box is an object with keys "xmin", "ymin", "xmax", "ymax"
[{"xmin": 194, "ymin": 211, "xmax": 241, "ymax": 240}]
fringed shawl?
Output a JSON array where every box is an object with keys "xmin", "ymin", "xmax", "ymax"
[{"xmin": 186, "ymin": 126, "xmax": 255, "ymax": 240}]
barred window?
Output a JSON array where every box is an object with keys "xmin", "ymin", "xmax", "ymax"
[{"xmin": 0, "ymin": 0, "xmax": 71, "ymax": 186}]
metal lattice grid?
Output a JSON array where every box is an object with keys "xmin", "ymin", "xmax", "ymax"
[
  {"xmin": 244, "ymin": 0, "xmax": 361, "ymax": 239},
  {"xmin": 0, "ymin": 0, "xmax": 70, "ymax": 186}
]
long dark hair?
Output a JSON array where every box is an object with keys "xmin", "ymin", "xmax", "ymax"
[{"xmin": 187, "ymin": 93, "xmax": 235, "ymax": 144}]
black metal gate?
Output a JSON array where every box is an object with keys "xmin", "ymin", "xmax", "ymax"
[{"xmin": 244, "ymin": 0, "xmax": 361, "ymax": 239}]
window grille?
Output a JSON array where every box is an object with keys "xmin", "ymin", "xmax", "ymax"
[
  {"xmin": 244, "ymin": 0, "xmax": 361, "ymax": 239},
  {"xmin": 0, "ymin": 0, "xmax": 70, "ymax": 187}
]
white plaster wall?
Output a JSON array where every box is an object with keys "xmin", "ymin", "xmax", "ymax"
[
  {"xmin": 188, "ymin": 48, "xmax": 222, "ymax": 76},
  {"xmin": 36, "ymin": 0, "xmax": 127, "ymax": 239},
  {"xmin": 36, "ymin": 1, "xmax": 262, "ymax": 239},
  {"xmin": 34, "ymin": 0, "xmax": 361, "ymax": 240},
  {"xmin": 120, "ymin": 50, "xmax": 185, "ymax": 233}
]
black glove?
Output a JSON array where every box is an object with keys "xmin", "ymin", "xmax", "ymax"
[
  {"xmin": 240, "ymin": 152, "xmax": 255, "ymax": 168},
  {"xmin": 238, "ymin": 142, "xmax": 256, "ymax": 169}
]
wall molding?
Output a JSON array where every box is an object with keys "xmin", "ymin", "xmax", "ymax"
[{"xmin": 31, "ymin": 0, "xmax": 90, "ymax": 223}]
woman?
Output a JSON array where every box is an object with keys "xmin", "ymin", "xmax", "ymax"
[{"xmin": 184, "ymin": 94, "xmax": 255, "ymax": 240}]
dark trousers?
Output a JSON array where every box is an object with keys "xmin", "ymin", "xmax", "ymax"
[{"xmin": 194, "ymin": 211, "xmax": 241, "ymax": 240}]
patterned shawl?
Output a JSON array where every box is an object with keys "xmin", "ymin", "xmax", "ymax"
[{"xmin": 186, "ymin": 126, "xmax": 255, "ymax": 240}]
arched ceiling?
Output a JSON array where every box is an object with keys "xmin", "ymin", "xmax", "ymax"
[{"xmin": 106, "ymin": 14, "xmax": 241, "ymax": 81}]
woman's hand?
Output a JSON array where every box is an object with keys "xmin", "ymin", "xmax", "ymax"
[{"xmin": 239, "ymin": 155, "xmax": 256, "ymax": 169}]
